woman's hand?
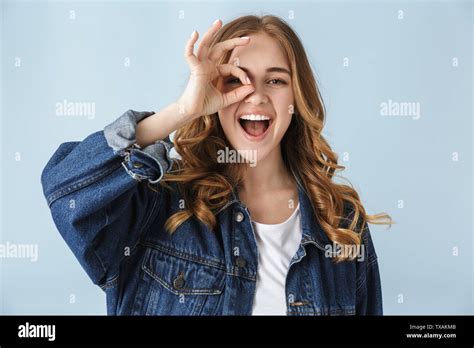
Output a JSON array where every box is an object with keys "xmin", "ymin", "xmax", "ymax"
[
  {"xmin": 136, "ymin": 19, "xmax": 254, "ymax": 148},
  {"xmin": 177, "ymin": 19, "xmax": 255, "ymax": 120}
]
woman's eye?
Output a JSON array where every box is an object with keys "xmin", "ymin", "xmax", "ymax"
[
  {"xmin": 225, "ymin": 78, "xmax": 287, "ymax": 85},
  {"xmin": 225, "ymin": 78, "xmax": 241, "ymax": 84},
  {"xmin": 268, "ymin": 79, "xmax": 286, "ymax": 85}
]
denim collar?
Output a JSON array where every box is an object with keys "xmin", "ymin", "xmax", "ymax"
[{"xmin": 292, "ymin": 176, "xmax": 332, "ymax": 249}]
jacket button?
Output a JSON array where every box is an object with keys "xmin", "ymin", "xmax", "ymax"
[
  {"xmin": 235, "ymin": 256, "xmax": 246, "ymax": 268},
  {"xmin": 234, "ymin": 212, "xmax": 244, "ymax": 222},
  {"xmin": 173, "ymin": 274, "xmax": 185, "ymax": 289},
  {"xmin": 132, "ymin": 161, "xmax": 144, "ymax": 169}
]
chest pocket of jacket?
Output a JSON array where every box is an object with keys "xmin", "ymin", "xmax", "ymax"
[{"xmin": 134, "ymin": 246, "xmax": 226, "ymax": 315}]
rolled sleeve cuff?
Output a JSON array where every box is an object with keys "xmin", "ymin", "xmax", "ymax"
[
  {"xmin": 104, "ymin": 109, "xmax": 155, "ymax": 155},
  {"xmin": 103, "ymin": 109, "xmax": 174, "ymax": 184}
]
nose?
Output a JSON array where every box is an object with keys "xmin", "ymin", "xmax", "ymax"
[{"xmin": 244, "ymin": 83, "xmax": 269, "ymax": 105}]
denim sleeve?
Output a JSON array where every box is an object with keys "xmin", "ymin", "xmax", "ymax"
[
  {"xmin": 103, "ymin": 109, "xmax": 174, "ymax": 184},
  {"xmin": 355, "ymin": 223, "xmax": 383, "ymax": 315},
  {"xmin": 41, "ymin": 109, "xmax": 174, "ymax": 288}
]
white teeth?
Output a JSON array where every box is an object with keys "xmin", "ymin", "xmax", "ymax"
[{"xmin": 239, "ymin": 114, "xmax": 271, "ymax": 121}]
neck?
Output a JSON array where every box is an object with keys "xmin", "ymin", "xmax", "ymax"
[{"xmin": 239, "ymin": 145, "xmax": 295, "ymax": 194}]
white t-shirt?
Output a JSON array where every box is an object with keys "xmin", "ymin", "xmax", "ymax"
[{"xmin": 251, "ymin": 203, "xmax": 302, "ymax": 315}]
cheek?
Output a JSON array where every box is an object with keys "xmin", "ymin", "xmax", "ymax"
[
  {"xmin": 218, "ymin": 106, "xmax": 237, "ymax": 132},
  {"xmin": 274, "ymin": 90, "xmax": 294, "ymax": 115},
  {"xmin": 274, "ymin": 113, "xmax": 293, "ymax": 140},
  {"xmin": 264, "ymin": 103, "xmax": 292, "ymax": 147},
  {"xmin": 273, "ymin": 91, "xmax": 294, "ymax": 130}
]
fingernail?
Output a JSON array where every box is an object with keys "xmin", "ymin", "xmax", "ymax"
[
  {"xmin": 190, "ymin": 30, "xmax": 196, "ymax": 37},
  {"xmin": 213, "ymin": 19, "xmax": 221, "ymax": 25},
  {"xmin": 240, "ymin": 36, "xmax": 250, "ymax": 40},
  {"xmin": 246, "ymin": 76, "xmax": 251, "ymax": 84}
]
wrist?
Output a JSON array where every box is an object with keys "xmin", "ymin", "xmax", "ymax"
[{"xmin": 174, "ymin": 98, "xmax": 201, "ymax": 121}]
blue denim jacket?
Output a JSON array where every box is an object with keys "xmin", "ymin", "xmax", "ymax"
[{"xmin": 41, "ymin": 110, "xmax": 383, "ymax": 316}]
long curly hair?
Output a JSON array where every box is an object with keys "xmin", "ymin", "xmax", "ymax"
[{"xmin": 159, "ymin": 15, "xmax": 393, "ymax": 262}]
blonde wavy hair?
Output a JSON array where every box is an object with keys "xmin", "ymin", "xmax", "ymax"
[{"xmin": 159, "ymin": 15, "xmax": 393, "ymax": 262}]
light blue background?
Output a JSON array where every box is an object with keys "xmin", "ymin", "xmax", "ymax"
[{"xmin": 1, "ymin": 0, "xmax": 472, "ymax": 314}]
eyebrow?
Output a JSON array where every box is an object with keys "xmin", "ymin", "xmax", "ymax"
[{"xmin": 239, "ymin": 66, "xmax": 291, "ymax": 76}]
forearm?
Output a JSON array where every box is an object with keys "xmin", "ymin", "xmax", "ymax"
[{"xmin": 135, "ymin": 102, "xmax": 190, "ymax": 148}]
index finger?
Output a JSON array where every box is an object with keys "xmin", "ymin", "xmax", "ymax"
[
  {"xmin": 208, "ymin": 37, "xmax": 251, "ymax": 62},
  {"xmin": 196, "ymin": 19, "xmax": 223, "ymax": 60}
]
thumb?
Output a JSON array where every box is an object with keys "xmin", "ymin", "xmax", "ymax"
[{"xmin": 221, "ymin": 85, "xmax": 255, "ymax": 108}]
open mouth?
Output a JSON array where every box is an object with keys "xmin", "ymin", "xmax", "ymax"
[{"xmin": 238, "ymin": 114, "xmax": 273, "ymax": 139}]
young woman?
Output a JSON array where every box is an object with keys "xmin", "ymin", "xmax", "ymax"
[{"xmin": 41, "ymin": 15, "xmax": 392, "ymax": 316}]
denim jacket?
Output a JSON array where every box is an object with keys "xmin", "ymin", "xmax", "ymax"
[{"xmin": 41, "ymin": 109, "xmax": 383, "ymax": 316}]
